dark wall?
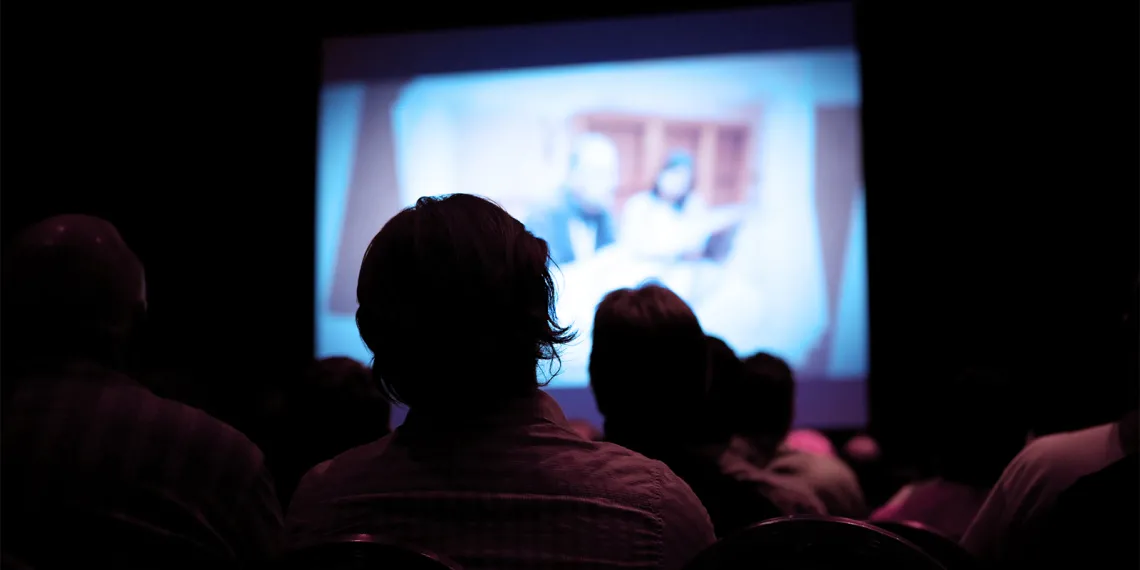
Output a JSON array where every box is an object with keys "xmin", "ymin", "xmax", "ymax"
[{"xmin": 4, "ymin": 2, "xmax": 1137, "ymax": 443}]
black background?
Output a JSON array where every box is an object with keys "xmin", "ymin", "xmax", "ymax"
[{"xmin": 3, "ymin": 2, "xmax": 1137, "ymax": 453}]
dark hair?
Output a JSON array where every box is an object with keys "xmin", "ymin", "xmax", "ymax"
[
  {"xmin": 304, "ymin": 357, "xmax": 391, "ymax": 419},
  {"xmin": 589, "ymin": 284, "xmax": 707, "ymax": 430},
  {"xmin": 737, "ymin": 352, "xmax": 796, "ymax": 449},
  {"xmin": 923, "ymin": 368, "xmax": 1026, "ymax": 488},
  {"xmin": 271, "ymin": 357, "xmax": 391, "ymax": 506},
  {"xmin": 702, "ymin": 336, "xmax": 745, "ymax": 441},
  {"xmin": 355, "ymin": 194, "xmax": 574, "ymax": 410},
  {"xmin": 1, "ymin": 215, "xmax": 146, "ymax": 374},
  {"xmin": 650, "ymin": 150, "xmax": 696, "ymax": 210}
]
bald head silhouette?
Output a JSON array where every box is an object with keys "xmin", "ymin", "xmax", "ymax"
[{"xmin": 3, "ymin": 215, "xmax": 146, "ymax": 373}]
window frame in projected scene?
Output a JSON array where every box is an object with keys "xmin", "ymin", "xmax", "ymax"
[{"xmin": 314, "ymin": 1, "xmax": 868, "ymax": 429}]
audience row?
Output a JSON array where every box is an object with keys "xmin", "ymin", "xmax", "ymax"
[{"xmin": 2, "ymin": 197, "xmax": 1136, "ymax": 569}]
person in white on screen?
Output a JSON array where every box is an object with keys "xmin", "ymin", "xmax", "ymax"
[
  {"xmin": 286, "ymin": 194, "xmax": 715, "ymax": 570},
  {"xmin": 525, "ymin": 133, "xmax": 620, "ymax": 266},
  {"xmin": 619, "ymin": 150, "xmax": 743, "ymax": 262}
]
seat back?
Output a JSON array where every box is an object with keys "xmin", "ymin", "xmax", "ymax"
[
  {"xmin": 280, "ymin": 535, "xmax": 462, "ymax": 570},
  {"xmin": 683, "ymin": 515, "xmax": 946, "ymax": 570},
  {"xmin": 873, "ymin": 520, "xmax": 980, "ymax": 570}
]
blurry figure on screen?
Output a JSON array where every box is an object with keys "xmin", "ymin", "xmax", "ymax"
[
  {"xmin": 287, "ymin": 194, "xmax": 716, "ymax": 570},
  {"xmin": 619, "ymin": 150, "xmax": 743, "ymax": 262},
  {"xmin": 715, "ymin": 350, "xmax": 867, "ymax": 518},
  {"xmin": 526, "ymin": 132, "xmax": 620, "ymax": 265}
]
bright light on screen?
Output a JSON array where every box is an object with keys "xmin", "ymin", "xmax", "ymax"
[{"xmin": 316, "ymin": 2, "xmax": 867, "ymax": 428}]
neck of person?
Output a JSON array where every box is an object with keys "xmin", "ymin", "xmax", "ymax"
[
  {"xmin": 404, "ymin": 384, "xmax": 545, "ymax": 429},
  {"xmin": 6, "ymin": 337, "xmax": 128, "ymax": 379}
]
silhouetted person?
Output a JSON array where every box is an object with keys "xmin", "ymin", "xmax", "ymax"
[
  {"xmin": 962, "ymin": 275, "xmax": 1140, "ymax": 567},
  {"xmin": 286, "ymin": 195, "xmax": 715, "ymax": 570},
  {"xmin": 1, "ymin": 215, "xmax": 283, "ymax": 568},
  {"xmin": 591, "ymin": 286, "xmax": 819, "ymax": 538},
  {"xmin": 871, "ymin": 368, "xmax": 1026, "ymax": 540},
  {"xmin": 266, "ymin": 357, "xmax": 391, "ymax": 509},
  {"xmin": 526, "ymin": 133, "xmax": 620, "ymax": 265},
  {"xmin": 720, "ymin": 349, "xmax": 866, "ymax": 518}
]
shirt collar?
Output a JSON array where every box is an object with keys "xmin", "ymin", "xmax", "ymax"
[
  {"xmin": 19, "ymin": 359, "xmax": 137, "ymax": 388},
  {"xmin": 398, "ymin": 389, "xmax": 571, "ymax": 438}
]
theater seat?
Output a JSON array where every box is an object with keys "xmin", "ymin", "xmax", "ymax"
[
  {"xmin": 683, "ymin": 515, "xmax": 946, "ymax": 570},
  {"xmin": 280, "ymin": 534, "xmax": 462, "ymax": 570},
  {"xmin": 873, "ymin": 520, "xmax": 979, "ymax": 570}
]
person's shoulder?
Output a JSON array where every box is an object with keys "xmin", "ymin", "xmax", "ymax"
[
  {"xmin": 289, "ymin": 434, "xmax": 395, "ymax": 509},
  {"xmin": 1013, "ymin": 423, "xmax": 1117, "ymax": 475},
  {"xmin": 591, "ymin": 441, "xmax": 714, "ymax": 524},
  {"xmin": 303, "ymin": 433, "xmax": 396, "ymax": 482},
  {"xmin": 147, "ymin": 392, "xmax": 268, "ymax": 459},
  {"xmin": 991, "ymin": 422, "xmax": 1119, "ymax": 508},
  {"xmin": 575, "ymin": 440, "xmax": 704, "ymax": 507},
  {"xmin": 579, "ymin": 440, "xmax": 672, "ymax": 484}
]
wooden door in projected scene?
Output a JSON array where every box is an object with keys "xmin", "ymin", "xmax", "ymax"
[
  {"xmin": 802, "ymin": 105, "xmax": 863, "ymax": 377},
  {"xmin": 574, "ymin": 113, "xmax": 755, "ymax": 215}
]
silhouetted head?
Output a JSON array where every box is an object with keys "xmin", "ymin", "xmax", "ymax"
[
  {"xmin": 268, "ymin": 356, "xmax": 392, "ymax": 506},
  {"xmin": 702, "ymin": 335, "xmax": 744, "ymax": 441},
  {"xmin": 738, "ymin": 352, "xmax": 796, "ymax": 451},
  {"xmin": 2, "ymin": 215, "xmax": 146, "ymax": 374},
  {"xmin": 356, "ymin": 194, "xmax": 573, "ymax": 414},
  {"xmin": 590, "ymin": 284, "xmax": 707, "ymax": 438},
  {"xmin": 922, "ymin": 368, "xmax": 1026, "ymax": 488},
  {"xmin": 566, "ymin": 133, "xmax": 620, "ymax": 213},
  {"xmin": 303, "ymin": 356, "xmax": 391, "ymax": 431},
  {"xmin": 652, "ymin": 150, "xmax": 696, "ymax": 208}
]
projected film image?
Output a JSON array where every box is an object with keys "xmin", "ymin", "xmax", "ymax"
[{"xmin": 316, "ymin": 49, "xmax": 867, "ymax": 390}]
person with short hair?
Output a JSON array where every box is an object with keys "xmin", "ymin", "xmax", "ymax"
[
  {"xmin": 1, "ymin": 215, "xmax": 283, "ymax": 568},
  {"xmin": 960, "ymin": 275, "xmax": 1139, "ymax": 566},
  {"xmin": 266, "ymin": 356, "xmax": 391, "ymax": 508},
  {"xmin": 591, "ymin": 285, "xmax": 820, "ymax": 537},
  {"xmin": 287, "ymin": 195, "xmax": 715, "ymax": 570},
  {"xmin": 871, "ymin": 368, "xmax": 1026, "ymax": 540},
  {"xmin": 720, "ymin": 350, "xmax": 867, "ymax": 519}
]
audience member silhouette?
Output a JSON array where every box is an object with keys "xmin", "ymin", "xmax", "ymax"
[
  {"xmin": 266, "ymin": 357, "xmax": 391, "ymax": 509},
  {"xmin": 871, "ymin": 368, "xmax": 1026, "ymax": 540},
  {"xmin": 961, "ymin": 276, "xmax": 1140, "ymax": 565},
  {"xmin": 591, "ymin": 286, "xmax": 817, "ymax": 538},
  {"xmin": 285, "ymin": 195, "xmax": 715, "ymax": 570},
  {"xmin": 721, "ymin": 349, "xmax": 867, "ymax": 518},
  {"xmin": 0, "ymin": 215, "xmax": 283, "ymax": 568}
]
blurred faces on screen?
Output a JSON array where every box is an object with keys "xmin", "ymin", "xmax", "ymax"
[
  {"xmin": 656, "ymin": 162, "xmax": 694, "ymax": 203},
  {"xmin": 567, "ymin": 133, "xmax": 619, "ymax": 212}
]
